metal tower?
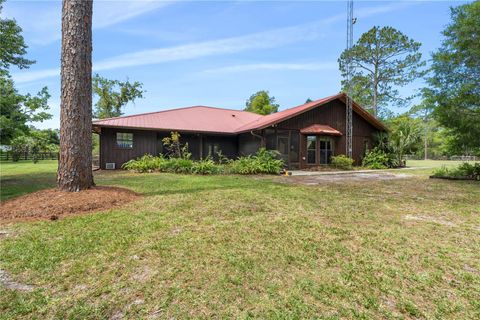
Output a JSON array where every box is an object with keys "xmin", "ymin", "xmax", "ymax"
[{"xmin": 345, "ymin": 0, "xmax": 354, "ymax": 157}]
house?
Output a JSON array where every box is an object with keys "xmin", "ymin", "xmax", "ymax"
[{"xmin": 92, "ymin": 93, "xmax": 387, "ymax": 170}]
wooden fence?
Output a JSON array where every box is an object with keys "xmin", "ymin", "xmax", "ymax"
[{"xmin": 0, "ymin": 151, "xmax": 59, "ymax": 161}]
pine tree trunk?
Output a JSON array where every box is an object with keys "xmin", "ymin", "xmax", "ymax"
[{"xmin": 57, "ymin": 0, "xmax": 94, "ymax": 191}]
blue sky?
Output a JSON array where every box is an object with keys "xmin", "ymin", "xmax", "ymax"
[{"xmin": 3, "ymin": 0, "xmax": 468, "ymax": 129}]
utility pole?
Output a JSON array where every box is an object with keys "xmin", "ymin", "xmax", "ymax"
[{"xmin": 345, "ymin": 0, "xmax": 355, "ymax": 157}]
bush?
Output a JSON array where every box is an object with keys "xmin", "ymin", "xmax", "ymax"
[
  {"xmin": 228, "ymin": 148, "xmax": 284, "ymax": 175},
  {"xmin": 191, "ymin": 158, "xmax": 223, "ymax": 175},
  {"xmin": 457, "ymin": 162, "xmax": 480, "ymax": 179},
  {"xmin": 122, "ymin": 154, "xmax": 165, "ymax": 172},
  {"xmin": 433, "ymin": 162, "xmax": 480, "ymax": 180},
  {"xmin": 122, "ymin": 148, "xmax": 284, "ymax": 175},
  {"xmin": 162, "ymin": 157, "xmax": 193, "ymax": 173},
  {"xmin": 331, "ymin": 155, "xmax": 354, "ymax": 170},
  {"xmin": 362, "ymin": 148, "xmax": 397, "ymax": 169}
]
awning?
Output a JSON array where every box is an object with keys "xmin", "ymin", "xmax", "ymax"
[{"xmin": 300, "ymin": 124, "xmax": 342, "ymax": 136}]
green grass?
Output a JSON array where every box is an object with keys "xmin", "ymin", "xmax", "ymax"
[
  {"xmin": 0, "ymin": 160, "xmax": 58, "ymax": 200},
  {"xmin": 1, "ymin": 162, "xmax": 479, "ymax": 319},
  {"xmin": 407, "ymin": 159, "xmax": 479, "ymax": 168}
]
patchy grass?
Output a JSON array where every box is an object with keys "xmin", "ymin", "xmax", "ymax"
[{"xmin": 0, "ymin": 162, "xmax": 479, "ymax": 319}]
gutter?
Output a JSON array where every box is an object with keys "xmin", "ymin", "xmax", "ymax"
[{"xmin": 250, "ymin": 130, "xmax": 265, "ymax": 147}]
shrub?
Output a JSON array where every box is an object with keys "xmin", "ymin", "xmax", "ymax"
[
  {"xmin": 331, "ymin": 155, "xmax": 354, "ymax": 170},
  {"xmin": 434, "ymin": 162, "xmax": 480, "ymax": 180},
  {"xmin": 457, "ymin": 162, "xmax": 480, "ymax": 179},
  {"xmin": 362, "ymin": 147, "xmax": 399, "ymax": 169},
  {"xmin": 228, "ymin": 148, "xmax": 284, "ymax": 175},
  {"xmin": 191, "ymin": 158, "xmax": 223, "ymax": 175},
  {"xmin": 362, "ymin": 148, "xmax": 390, "ymax": 169},
  {"xmin": 160, "ymin": 157, "xmax": 193, "ymax": 173},
  {"xmin": 432, "ymin": 165, "xmax": 450, "ymax": 178},
  {"xmin": 122, "ymin": 154, "xmax": 165, "ymax": 172},
  {"xmin": 122, "ymin": 148, "xmax": 283, "ymax": 175},
  {"xmin": 162, "ymin": 132, "xmax": 191, "ymax": 159}
]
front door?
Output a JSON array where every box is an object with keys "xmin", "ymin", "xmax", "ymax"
[
  {"xmin": 319, "ymin": 138, "xmax": 333, "ymax": 164},
  {"xmin": 304, "ymin": 135, "xmax": 333, "ymax": 166}
]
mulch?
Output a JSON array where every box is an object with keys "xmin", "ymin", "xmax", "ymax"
[{"xmin": 0, "ymin": 186, "xmax": 140, "ymax": 222}]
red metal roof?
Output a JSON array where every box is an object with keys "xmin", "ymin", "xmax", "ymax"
[
  {"xmin": 93, "ymin": 93, "xmax": 387, "ymax": 134},
  {"xmin": 92, "ymin": 106, "xmax": 263, "ymax": 134},
  {"xmin": 300, "ymin": 124, "xmax": 342, "ymax": 136}
]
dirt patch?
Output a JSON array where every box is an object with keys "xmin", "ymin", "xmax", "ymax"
[
  {"xmin": 279, "ymin": 172, "xmax": 410, "ymax": 185},
  {"xmin": 0, "ymin": 186, "xmax": 139, "ymax": 222},
  {"xmin": 0, "ymin": 269, "xmax": 34, "ymax": 292},
  {"xmin": 403, "ymin": 214, "xmax": 457, "ymax": 227}
]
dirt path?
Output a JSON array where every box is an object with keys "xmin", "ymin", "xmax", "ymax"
[{"xmin": 278, "ymin": 171, "xmax": 411, "ymax": 185}]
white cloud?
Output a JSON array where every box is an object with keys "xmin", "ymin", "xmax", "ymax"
[
  {"xmin": 13, "ymin": 19, "xmax": 329, "ymax": 83},
  {"xmin": 93, "ymin": 21, "xmax": 327, "ymax": 71},
  {"xmin": 12, "ymin": 69, "xmax": 60, "ymax": 84},
  {"xmin": 11, "ymin": 1, "xmax": 412, "ymax": 84},
  {"xmin": 93, "ymin": 0, "xmax": 172, "ymax": 29},
  {"xmin": 2, "ymin": 0, "xmax": 173, "ymax": 45},
  {"xmin": 203, "ymin": 62, "xmax": 337, "ymax": 74}
]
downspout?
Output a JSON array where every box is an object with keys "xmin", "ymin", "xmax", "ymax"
[{"xmin": 250, "ymin": 130, "xmax": 265, "ymax": 148}]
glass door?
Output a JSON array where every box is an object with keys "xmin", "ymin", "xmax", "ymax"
[{"xmin": 319, "ymin": 138, "xmax": 333, "ymax": 164}]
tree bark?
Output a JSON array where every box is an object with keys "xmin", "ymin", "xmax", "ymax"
[
  {"xmin": 57, "ymin": 0, "xmax": 94, "ymax": 191},
  {"xmin": 424, "ymin": 123, "xmax": 428, "ymax": 160}
]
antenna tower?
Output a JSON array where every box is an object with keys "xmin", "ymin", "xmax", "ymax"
[{"xmin": 345, "ymin": 0, "xmax": 354, "ymax": 157}]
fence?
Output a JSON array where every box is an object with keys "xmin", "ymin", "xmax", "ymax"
[
  {"xmin": 0, "ymin": 151, "xmax": 59, "ymax": 161},
  {"xmin": 405, "ymin": 154, "xmax": 477, "ymax": 161}
]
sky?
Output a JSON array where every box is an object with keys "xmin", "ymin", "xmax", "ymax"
[{"xmin": 3, "ymin": 0, "xmax": 469, "ymax": 129}]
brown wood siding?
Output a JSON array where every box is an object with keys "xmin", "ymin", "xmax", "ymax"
[
  {"xmin": 202, "ymin": 135, "xmax": 238, "ymax": 159},
  {"xmin": 99, "ymin": 99, "xmax": 382, "ymax": 169},
  {"xmin": 100, "ymin": 128, "xmax": 157, "ymax": 169},
  {"xmin": 100, "ymin": 128, "xmax": 239, "ymax": 169},
  {"xmin": 156, "ymin": 132, "xmax": 202, "ymax": 160},
  {"xmin": 274, "ymin": 100, "xmax": 380, "ymax": 167}
]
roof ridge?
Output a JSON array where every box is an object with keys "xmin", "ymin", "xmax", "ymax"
[
  {"xmin": 93, "ymin": 105, "xmax": 261, "ymax": 123},
  {"xmin": 233, "ymin": 93, "xmax": 343, "ymax": 132}
]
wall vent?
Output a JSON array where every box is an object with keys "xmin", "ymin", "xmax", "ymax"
[{"xmin": 105, "ymin": 163, "xmax": 116, "ymax": 170}]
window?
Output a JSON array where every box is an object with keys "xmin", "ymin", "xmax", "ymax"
[
  {"xmin": 116, "ymin": 132, "xmax": 133, "ymax": 148},
  {"xmin": 307, "ymin": 136, "xmax": 316, "ymax": 164},
  {"xmin": 207, "ymin": 143, "xmax": 220, "ymax": 157}
]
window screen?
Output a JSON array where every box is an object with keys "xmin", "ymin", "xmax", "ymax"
[
  {"xmin": 290, "ymin": 132, "xmax": 299, "ymax": 163},
  {"xmin": 116, "ymin": 132, "xmax": 133, "ymax": 148}
]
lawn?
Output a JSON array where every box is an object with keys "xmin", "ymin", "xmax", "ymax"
[
  {"xmin": 407, "ymin": 159, "xmax": 479, "ymax": 168},
  {"xmin": 0, "ymin": 160, "xmax": 58, "ymax": 201},
  {"xmin": 0, "ymin": 161, "xmax": 479, "ymax": 319}
]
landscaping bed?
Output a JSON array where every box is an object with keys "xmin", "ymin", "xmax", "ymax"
[
  {"xmin": 0, "ymin": 186, "xmax": 139, "ymax": 222},
  {"xmin": 431, "ymin": 162, "xmax": 480, "ymax": 181}
]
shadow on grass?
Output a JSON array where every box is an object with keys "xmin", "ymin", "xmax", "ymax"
[{"xmin": 1, "ymin": 172, "xmax": 57, "ymax": 201}]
